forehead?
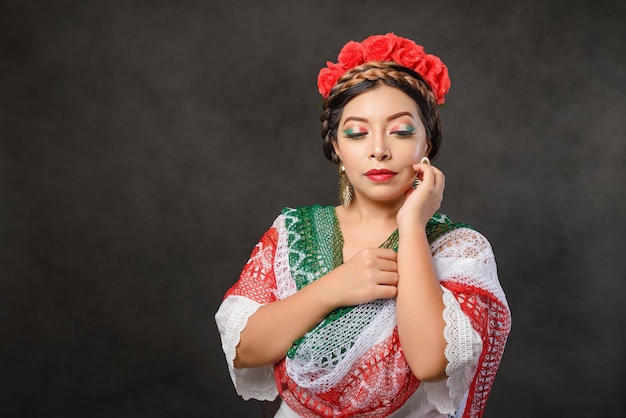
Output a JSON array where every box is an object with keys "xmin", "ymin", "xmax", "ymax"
[{"xmin": 340, "ymin": 84, "xmax": 420, "ymax": 122}]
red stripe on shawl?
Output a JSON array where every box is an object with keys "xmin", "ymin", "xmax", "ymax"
[
  {"xmin": 224, "ymin": 227, "xmax": 279, "ymax": 304},
  {"xmin": 275, "ymin": 328, "xmax": 419, "ymax": 417},
  {"xmin": 441, "ymin": 280, "xmax": 511, "ymax": 418}
]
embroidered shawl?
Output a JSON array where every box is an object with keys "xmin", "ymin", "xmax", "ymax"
[{"xmin": 221, "ymin": 205, "xmax": 511, "ymax": 417}]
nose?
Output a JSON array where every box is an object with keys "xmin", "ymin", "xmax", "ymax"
[{"xmin": 370, "ymin": 132, "xmax": 390, "ymax": 160}]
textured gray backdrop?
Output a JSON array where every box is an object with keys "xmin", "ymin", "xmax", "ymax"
[{"xmin": 1, "ymin": 1, "xmax": 625, "ymax": 417}]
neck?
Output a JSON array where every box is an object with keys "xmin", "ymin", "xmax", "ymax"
[{"xmin": 339, "ymin": 194, "xmax": 403, "ymax": 226}]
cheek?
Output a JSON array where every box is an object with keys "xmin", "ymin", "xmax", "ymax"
[
  {"xmin": 402, "ymin": 141, "xmax": 428, "ymax": 164},
  {"xmin": 336, "ymin": 141, "xmax": 366, "ymax": 162},
  {"xmin": 412, "ymin": 138, "xmax": 429, "ymax": 160}
]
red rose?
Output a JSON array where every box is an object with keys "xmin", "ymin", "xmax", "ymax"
[
  {"xmin": 433, "ymin": 65, "xmax": 451, "ymax": 104},
  {"xmin": 391, "ymin": 38, "xmax": 425, "ymax": 69},
  {"xmin": 362, "ymin": 33, "xmax": 397, "ymax": 61},
  {"xmin": 415, "ymin": 54, "xmax": 450, "ymax": 104},
  {"xmin": 317, "ymin": 61, "xmax": 347, "ymax": 98},
  {"xmin": 337, "ymin": 41, "xmax": 366, "ymax": 69}
]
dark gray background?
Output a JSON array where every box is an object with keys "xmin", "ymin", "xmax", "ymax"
[{"xmin": 1, "ymin": 0, "xmax": 625, "ymax": 417}]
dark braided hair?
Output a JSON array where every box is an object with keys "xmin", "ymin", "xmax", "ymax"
[{"xmin": 320, "ymin": 61, "xmax": 442, "ymax": 164}]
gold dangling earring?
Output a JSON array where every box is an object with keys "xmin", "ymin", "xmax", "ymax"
[{"xmin": 338, "ymin": 164, "xmax": 353, "ymax": 208}]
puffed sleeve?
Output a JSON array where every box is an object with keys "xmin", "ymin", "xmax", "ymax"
[
  {"xmin": 423, "ymin": 227, "xmax": 511, "ymax": 417},
  {"xmin": 215, "ymin": 221, "xmax": 282, "ymax": 401}
]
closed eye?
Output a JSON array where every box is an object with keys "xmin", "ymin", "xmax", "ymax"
[
  {"xmin": 342, "ymin": 128, "xmax": 368, "ymax": 139},
  {"xmin": 390, "ymin": 128, "xmax": 417, "ymax": 138}
]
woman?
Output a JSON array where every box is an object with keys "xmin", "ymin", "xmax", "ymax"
[{"xmin": 215, "ymin": 33, "xmax": 511, "ymax": 417}]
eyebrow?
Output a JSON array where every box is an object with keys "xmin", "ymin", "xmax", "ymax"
[{"xmin": 343, "ymin": 112, "xmax": 416, "ymax": 125}]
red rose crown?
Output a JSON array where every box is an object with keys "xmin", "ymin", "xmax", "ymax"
[{"xmin": 317, "ymin": 33, "xmax": 450, "ymax": 105}]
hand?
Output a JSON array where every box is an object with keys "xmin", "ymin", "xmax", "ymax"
[
  {"xmin": 397, "ymin": 160, "xmax": 445, "ymax": 229},
  {"xmin": 324, "ymin": 248, "xmax": 398, "ymax": 308}
]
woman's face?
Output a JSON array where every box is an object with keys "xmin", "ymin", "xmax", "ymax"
[{"xmin": 333, "ymin": 84, "xmax": 429, "ymax": 205}]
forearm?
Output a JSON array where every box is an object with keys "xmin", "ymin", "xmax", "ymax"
[
  {"xmin": 396, "ymin": 224, "xmax": 447, "ymax": 382},
  {"xmin": 234, "ymin": 274, "xmax": 335, "ymax": 368}
]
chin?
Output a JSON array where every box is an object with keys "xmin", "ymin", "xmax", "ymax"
[{"xmin": 370, "ymin": 192, "xmax": 407, "ymax": 204}]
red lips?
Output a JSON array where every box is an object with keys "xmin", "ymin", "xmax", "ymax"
[{"xmin": 365, "ymin": 168, "xmax": 396, "ymax": 182}]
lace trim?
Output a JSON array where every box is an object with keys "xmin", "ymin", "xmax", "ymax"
[
  {"xmin": 423, "ymin": 288, "xmax": 481, "ymax": 415},
  {"xmin": 215, "ymin": 295, "xmax": 278, "ymax": 401}
]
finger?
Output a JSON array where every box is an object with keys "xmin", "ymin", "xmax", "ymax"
[
  {"xmin": 432, "ymin": 168, "xmax": 445, "ymax": 195},
  {"xmin": 375, "ymin": 258, "xmax": 398, "ymax": 272},
  {"xmin": 371, "ymin": 248, "xmax": 398, "ymax": 261},
  {"xmin": 376, "ymin": 282, "xmax": 398, "ymax": 299},
  {"xmin": 412, "ymin": 160, "xmax": 434, "ymax": 173},
  {"xmin": 377, "ymin": 271, "xmax": 399, "ymax": 286},
  {"xmin": 413, "ymin": 163, "xmax": 435, "ymax": 186},
  {"xmin": 430, "ymin": 166, "xmax": 444, "ymax": 187},
  {"xmin": 416, "ymin": 164, "xmax": 445, "ymax": 189}
]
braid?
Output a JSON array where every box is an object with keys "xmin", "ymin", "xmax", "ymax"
[
  {"xmin": 320, "ymin": 62, "xmax": 442, "ymax": 164},
  {"xmin": 332, "ymin": 62, "xmax": 437, "ymax": 106}
]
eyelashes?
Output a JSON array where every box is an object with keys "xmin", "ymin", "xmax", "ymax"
[
  {"xmin": 343, "ymin": 130, "xmax": 368, "ymax": 139},
  {"xmin": 342, "ymin": 127, "xmax": 418, "ymax": 139},
  {"xmin": 392, "ymin": 127, "xmax": 418, "ymax": 138}
]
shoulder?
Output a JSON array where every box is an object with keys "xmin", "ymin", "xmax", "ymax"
[
  {"xmin": 428, "ymin": 214, "xmax": 494, "ymax": 258},
  {"xmin": 426, "ymin": 213, "xmax": 475, "ymax": 241},
  {"xmin": 279, "ymin": 205, "xmax": 335, "ymax": 225},
  {"xmin": 280, "ymin": 204, "xmax": 334, "ymax": 217},
  {"xmin": 271, "ymin": 205, "xmax": 333, "ymax": 232}
]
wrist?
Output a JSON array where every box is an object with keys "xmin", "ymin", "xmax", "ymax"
[
  {"xmin": 398, "ymin": 218, "xmax": 428, "ymax": 235},
  {"xmin": 309, "ymin": 270, "xmax": 341, "ymax": 312}
]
